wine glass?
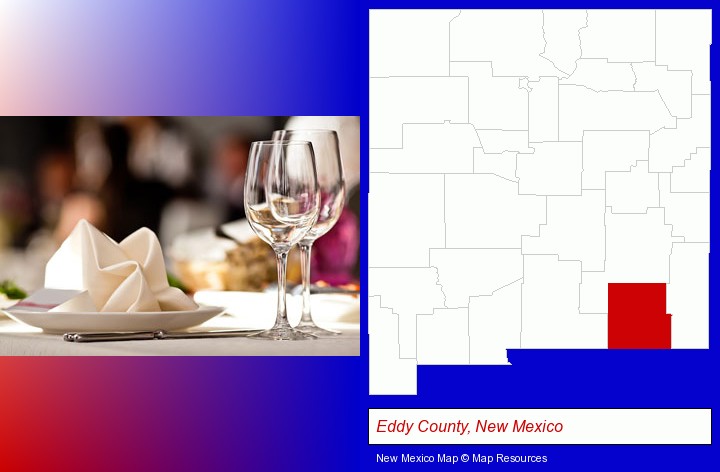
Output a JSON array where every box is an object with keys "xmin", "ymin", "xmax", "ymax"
[
  {"xmin": 244, "ymin": 140, "xmax": 320, "ymax": 340},
  {"xmin": 272, "ymin": 129, "xmax": 345, "ymax": 336}
]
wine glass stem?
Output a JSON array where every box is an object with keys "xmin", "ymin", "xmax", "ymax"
[
  {"xmin": 299, "ymin": 242, "xmax": 314, "ymax": 324},
  {"xmin": 274, "ymin": 251, "xmax": 291, "ymax": 330}
]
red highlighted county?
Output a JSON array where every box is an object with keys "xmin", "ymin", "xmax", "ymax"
[{"xmin": 608, "ymin": 283, "xmax": 671, "ymax": 349}]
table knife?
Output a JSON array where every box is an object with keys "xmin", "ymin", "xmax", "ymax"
[{"xmin": 63, "ymin": 329, "xmax": 263, "ymax": 343}]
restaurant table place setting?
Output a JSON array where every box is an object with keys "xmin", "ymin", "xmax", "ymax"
[
  {"xmin": 0, "ymin": 127, "xmax": 359, "ymax": 356},
  {"xmin": 3, "ymin": 219, "xmax": 225, "ymax": 334}
]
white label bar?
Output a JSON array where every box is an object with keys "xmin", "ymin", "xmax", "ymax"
[{"xmin": 369, "ymin": 409, "xmax": 711, "ymax": 445}]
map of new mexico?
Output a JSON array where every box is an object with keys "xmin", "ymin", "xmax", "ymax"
[{"xmin": 368, "ymin": 10, "xmax": 711, "ymax": 395}]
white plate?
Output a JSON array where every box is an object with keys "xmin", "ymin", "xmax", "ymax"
[
  {"xmin": 194, "ymin": 291, "xmax": 359, "ymax": 327},
  {"xmin": 1, "ymin": 306, "xmax": 225, "ymax": 334}
]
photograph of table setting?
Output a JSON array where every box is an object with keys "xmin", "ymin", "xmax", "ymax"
[{"xmin": 0, "ymin": 116, "xmax": 360, "ymax": 356}]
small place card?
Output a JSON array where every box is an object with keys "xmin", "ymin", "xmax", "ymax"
[{"xmin": 10, "ymin": 289, "xmax": 93, "ymax": 312}]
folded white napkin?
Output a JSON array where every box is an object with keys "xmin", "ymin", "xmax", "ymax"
[{"xmin": 44, "ymin": 220, "xmax": 198, "ymax": 312}]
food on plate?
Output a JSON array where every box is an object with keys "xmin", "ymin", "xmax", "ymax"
[
  {"xmin": 225, "ymin": 238, "xmax": 277, "ymax": 291},
  {"xmin": 170, "ymin": 220, "xmax": 300, "ymax": 293}
]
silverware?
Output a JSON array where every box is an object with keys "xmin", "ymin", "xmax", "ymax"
[{"xmin": 63, "ymin": 329, "xmax": 263, "ymax": 343}]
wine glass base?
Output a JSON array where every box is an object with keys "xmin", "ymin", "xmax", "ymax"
[
  {"xmin": 248, "ymin": 326, "xmax": 317, "ymax": 341},
  {"xmin": 295, "ymin": 322, "xmax": 341, "ymax": 336}
]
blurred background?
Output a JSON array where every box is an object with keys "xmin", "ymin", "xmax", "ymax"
[{"xmin": 0, "ymin": 116, "xmax": 360, "ymax": 293}]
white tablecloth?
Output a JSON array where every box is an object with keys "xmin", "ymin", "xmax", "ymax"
[{"xmin": 0, "ymin": 316, "xmax": 359, "ymax": 356}]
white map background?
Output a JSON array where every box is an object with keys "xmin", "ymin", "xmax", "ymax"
[{"xmin": 368, "ymin": 10, "xmax": 711, "ymax": 395}]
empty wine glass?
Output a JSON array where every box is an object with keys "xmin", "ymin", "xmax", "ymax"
[
  {"xmin": 244, "ymin": 140, "xmax": 320, "ymax": 340},
  {"xmin": 272, "ymin": 129, "xmax": 345, "ymax": 336}
]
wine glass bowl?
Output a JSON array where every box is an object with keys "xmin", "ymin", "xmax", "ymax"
[
  {"xmin": 273, "ymin": 130, "xmax": 345, "ymax": 242},
  {"xmin": 244, "ymin": 140, "xmax": 320, "ymax": 340}
]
